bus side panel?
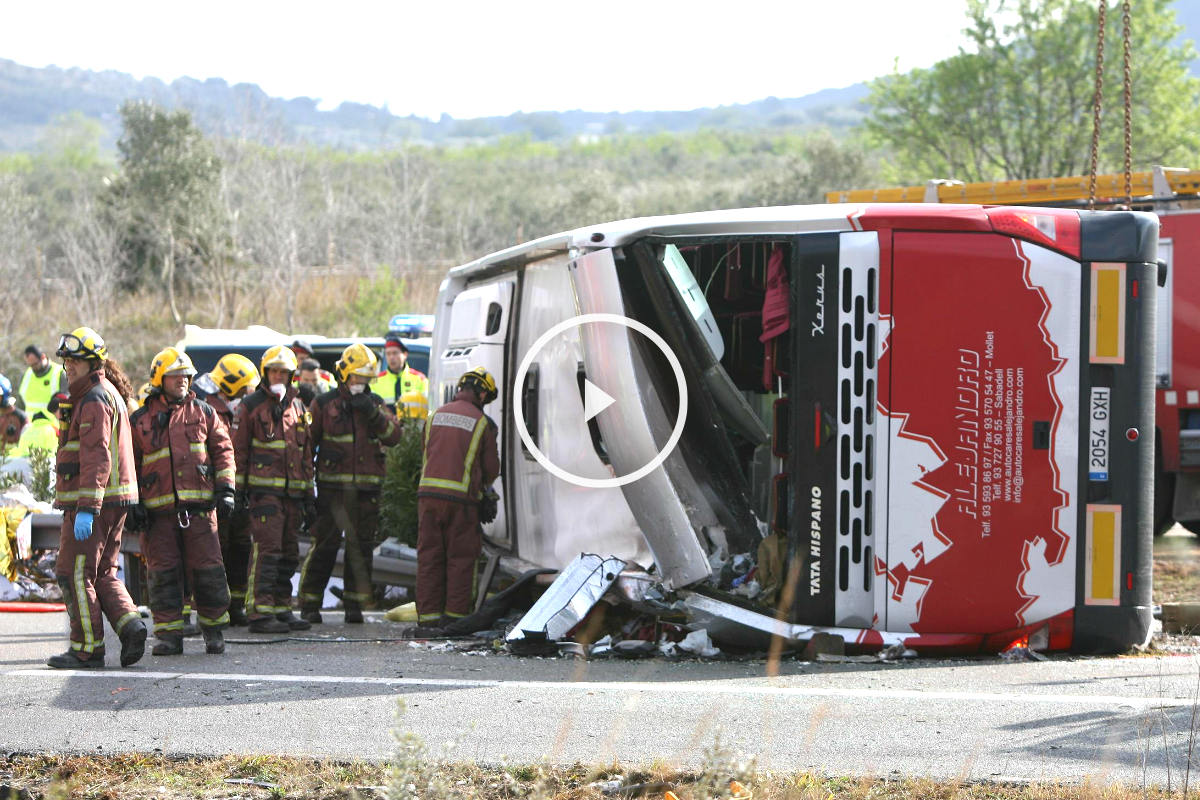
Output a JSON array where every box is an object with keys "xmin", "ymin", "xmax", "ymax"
[{"xmin": 882, "ymin": 232, "xmax": 1080, "ymax": 635}]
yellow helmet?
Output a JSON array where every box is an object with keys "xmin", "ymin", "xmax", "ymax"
[
  {"xmin": 260, "ymin": 345, "xmax": 299, "ymax": 375},
  {"xmin": 211, "ymin": 353, "xmax": 260, "ymax": 399},
  {"xmin": 335, "ymin": 342, "xmax": 379, "ymax": 383},
  {"xmin": 56, "ymin": 326, "xmax": 108, "ymax": 361},
  {"xmin": 149, "ymin": 347, "xmax": 197, "ymax": 388},
  {"xmin": 137, "ymin": 382, "xmax": 153, "ymax": 407},
  {"xmin": 456, "ymin": 366, "xmax": 498, "ymax": 404}
]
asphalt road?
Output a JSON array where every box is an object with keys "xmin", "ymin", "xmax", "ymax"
[{"xmin": 4, "ymin": 610, "xmax": 1200, "ymax": 785}]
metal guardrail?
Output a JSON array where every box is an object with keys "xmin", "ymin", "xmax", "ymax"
[{"xmin": 28, "ymin": 511, "xmax": 417, "ymax": 588}]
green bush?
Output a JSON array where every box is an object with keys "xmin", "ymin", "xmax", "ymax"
[{"xmin": 379, "ymin": 421, "xmax": 425, "ymax": 547}]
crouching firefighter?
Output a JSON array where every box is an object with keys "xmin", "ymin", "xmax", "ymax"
[
  {"xmin": 299, "ymin": 343, "xmax": 403, "ymax": 624},
  {"xmin": 128, "ymin": 348, "xmax": 236, "ymax": 655},
  {"xmin": 412, "ymin": 367, "xmax": 500, "ymax": 636},
  {"xmin": 233, "ymin": 345, "xmax": 314, "ymax": 633},
  {"xmin": 193, "ymin": 353, "xmax": 260, "ymax": 625},
  {"xmin": 48, "ymin": 327, "xmax": 148, "ymax": 669}
]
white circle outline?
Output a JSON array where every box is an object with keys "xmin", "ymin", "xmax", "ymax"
[{"xmin": 512, "ymin": 313, "xmax": 688, "ymax": 488}]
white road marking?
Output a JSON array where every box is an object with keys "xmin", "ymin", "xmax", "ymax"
[{"xmin": 5, "ymin": 668, "xmax": 1191, "ymax": 710}]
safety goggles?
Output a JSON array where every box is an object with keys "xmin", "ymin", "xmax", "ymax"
[{"xmin": 56, "ymin": 334, "xmax": 100, "ymax": 360}]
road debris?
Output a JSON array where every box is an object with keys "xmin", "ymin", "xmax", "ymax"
[{"xmin": 506, "ymin": 554, "xmax": 626, "ymax": 645}]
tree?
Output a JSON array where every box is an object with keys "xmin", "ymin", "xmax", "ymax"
[
  {"xmin": 54, "ymin": 195, "xmax": 124, "ymax": 329},
  {"xmin": 107, "ymin": 101, "xmax": 228, "ymax": 322},
  {"xmin": 864, "ymin": 0, "xmax": 1200, "ymax": 182}
]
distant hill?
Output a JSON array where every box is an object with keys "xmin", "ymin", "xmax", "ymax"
[
  {"xmin": 0, "ymin": 57, "xmax": 869, "ymax": 153},
  {"xmin": 2, "ymin": 0, "xmax": 1196, "ymax": 154}
]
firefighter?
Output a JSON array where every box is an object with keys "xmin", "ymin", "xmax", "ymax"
[
  {"xmin": 128, "ymin": 348, "xmax": 236, "ymax": 655},
  {"xmin": 0, "ymin": 375, "xmax": 28, "ymax": 455},
  {"xmin": 412, "ymin": 366, "xmax": 500, "ymax": 635},
  {"xmin": 298, "ymin": 343, "xmax": 403, "ymax": 624},
  {"xmin": 47, "ymin": 326, "xmax": 148, "ymax": 669},
  {"xmin": 371, "ymin": 334, "xmax": 428, "ymax": 420},
  {"xmin": 193, "ymin": 353, "xmax": 260, "ymax": 626},
  {"xmin": 289, "ymin": 339, "xmax": 335, "ymax": 393},
  {"xmin": 232, "ymin": 345, "xmax": 314, "ymax": 633}
]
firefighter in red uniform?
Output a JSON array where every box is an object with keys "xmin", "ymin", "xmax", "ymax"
[
  {"xmin": 48, "ymin": 326, "xmax": 148, "ymax": 669},
  {"xmin": 192, "ymin": 353, "xmax": 260, "ymax": 625},
  {"xmin": 232, "ymin": 345, "xmax": 314, "ymax": 633},
  {"xmin": 298, "ymin": 343, "xmax": 404, "ymax": 623},
  {"xmin": 128, "ymin": 348, "xmax": 237, "ymax": 655},
  {"xmin": 412, "ymin": 367, "xmax": 501, "ymax": 636}
]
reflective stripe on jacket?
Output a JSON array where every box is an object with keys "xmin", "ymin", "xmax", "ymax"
[
  {"xmin": 232, "ymin": 385, "xmax": 313, "ymax": 498},
  {"xmin": 371, "ymin": 366, "xmax": 429, "ymax": 419},
  {"xmin": 417, "ymin": 390, "xmax": 500, "ymax": 504},
  {"xmin": 54, "ymin": 371, "xmax": 139, "ymax": 511},
  {"xmin": 311, "ymin": 386, "xmax": 403, "ymax": 491},
  {"xmin": 130, "ymin": 391, "xmax": 236, "ymax": 512}
]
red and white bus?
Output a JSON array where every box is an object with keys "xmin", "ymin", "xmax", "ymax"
[{"xmin": 431, "ymin": 203, "xmax": 1158, "ymax": 653}]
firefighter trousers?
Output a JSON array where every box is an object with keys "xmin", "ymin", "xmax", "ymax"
[
  {"xmin": 416, "ymin": 497, "xmax": 481, "ymax": 623},
  {"xmin": 218, "ymin": 509, "xmax": 252, "ymax": 605},
  {"xmin": 246, "ymin": 493, "xmax": 302, "ymax": 620},
  {"xmin": 298, "ymin": 488, "xmax": 379, "ymax": 611},
  {"xmin": 141, "ymin": 510, "xmax": 230, "ymax": 635},
  {"xmin": 55, "ymin": 506, "xmax": 141, "ymax": 661}
]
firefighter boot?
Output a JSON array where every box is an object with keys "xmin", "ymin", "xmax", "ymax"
[
  {"xmin": 152, "ymin": 633, "xmax": 184, "ymax": 656},
  {"xmin": 47, "ymin": 650, "xmax": 105, "ymax": 669},
  {"xmin": 227, "ymin": 596, "xmax": 249, "ymax": 627},
  {"xmin": 201, "ymin": 626, "xmax": 225, "ymax": 655},
  {"xmin": 181, "ymin": 611, "xmax": 200, "ymax": 637},
  {"xmin": 248, "ymin": 616, "xmax": 290, "ymax": 633},
  {"xmin": 300, "ymin": 609, "xmax": 323, "ymax": 625},
  {"xmin": 119, "ymin": 617, "xmax": 148, "ymax": 667},
  {"xmin": 343, "ymin": 602, "xmax": 364, "ymax": 624},
  {"xmin": 276, "ymin": 610, "xmax": 311, "ymax": 631}
]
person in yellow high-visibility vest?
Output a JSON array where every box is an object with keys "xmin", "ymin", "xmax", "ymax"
[
  {"xmin": 18, "ymin": 345, "xmax": 67, "ymax": 424},
  {"xmin": 371, "ymin": 334, "xmax": 428, "ymax": 420}
]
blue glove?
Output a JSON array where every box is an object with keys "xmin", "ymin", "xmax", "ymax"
[{"xmin": 73, "ymin": 510, "xmax": 95, "ymax": 541}]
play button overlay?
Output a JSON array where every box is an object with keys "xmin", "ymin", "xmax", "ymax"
[
  {"xmin": 582, "ymin": 379, "xmax": 615, "ymax": 422},
  {"xmin": 513, "ymin": 313, "xmax": 688, "ymax": 489}
]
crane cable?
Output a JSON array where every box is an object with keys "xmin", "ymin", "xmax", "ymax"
[{"xmin": 1088, "ymin": 0, "xmax": 1135, "ymax": 210}]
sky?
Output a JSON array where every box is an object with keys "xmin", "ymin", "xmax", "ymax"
[{"xmin": 1, "ymin": 0, "xmax": 976, "ymax": 119}]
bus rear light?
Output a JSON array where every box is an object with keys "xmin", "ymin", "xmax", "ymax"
[
  {"xmin": 985, "ymin": 208, "xmax": 1081, "ymax": 258},
  {"xmin": 1131, "ymin": 279, "xmax": 1139, "ymax": 298},
  {"xmin": 1126, "ymin": 572, "xmax": 1133, "ymax": 591},
  {"xmin": 1126, "ymin": 427, "xmax": 1139, "ymax": 441}
]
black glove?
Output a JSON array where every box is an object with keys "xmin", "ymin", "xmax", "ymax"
[
  {"xmin": 348, "ymin": 391, "xmax": 375, "ymax": 414},
  {"xmin": 127, "ymin": 503, "xmax": 149, "ymax": 533},
  {"xmin": 303, "ymin": 498, "xmax": 318, "ymax": 528},
  {"xmin": 216, "ymin": 488, "xmax": 236, "ymax": 521},
  {"xmin": 234, "ymin": 490, "xmax": 248, "ymax": 511},
  {"xmin": 478, "ymin": 488, "xmax": 499, "ymax": 525}
]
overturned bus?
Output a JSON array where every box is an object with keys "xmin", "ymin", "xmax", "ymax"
[{"xmin": 429, "ymin": 204, "xmax": 1159, "ymax": 654}]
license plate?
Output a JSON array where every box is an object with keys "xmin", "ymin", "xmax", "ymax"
[{"xmin": 1089, "ymin": 387, "xmax": 1110, "ymax": 481}]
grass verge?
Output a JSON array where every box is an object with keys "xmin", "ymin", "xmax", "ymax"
[{"xmin": 5, "ymin": 753, "xmax": 1200, "ymax": 800}]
